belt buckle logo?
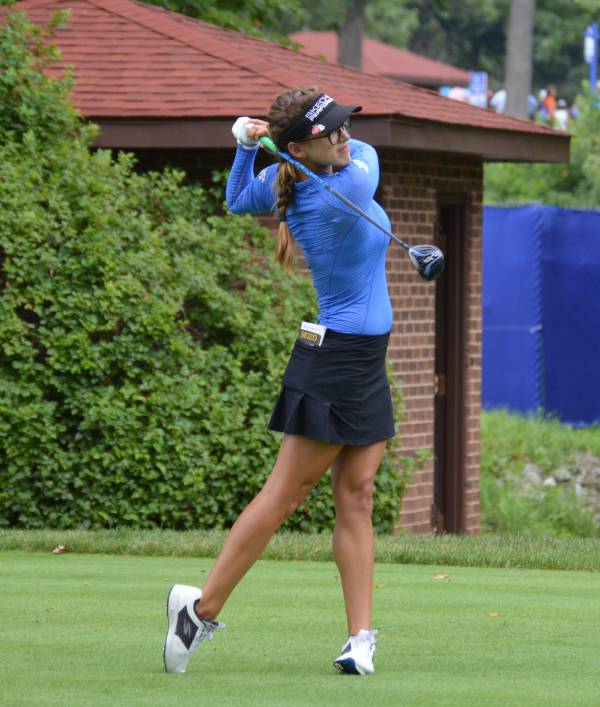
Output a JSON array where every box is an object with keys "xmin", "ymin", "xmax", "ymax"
[{"xmin": 297, "ymin": 321, "xmax": 327, "ymax": 347}]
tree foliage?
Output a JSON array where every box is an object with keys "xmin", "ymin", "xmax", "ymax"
[
  {"xmin": 139, "ymin": 0, "xmax": 305, "ymax": 43},
  {"xmin": 279, "ymin": 0, "xmax": 595, "ymax": 101},
  {"xmin": 0, "ymin": 0, "xmax": 306, "ymax": 41},
  {"xmin": 484, "ymin": 92, "xmax": 600, "ymax": 208},
  {"xmin": 0, "ymin": 11, "xmax": 415, "ymax": 531},
  {"xmin": 278, "ymin": 0, "xmax": 509, "ymax": 80}
]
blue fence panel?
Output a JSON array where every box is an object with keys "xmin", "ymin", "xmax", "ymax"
[
  {"xmin": 482, "ymin": 206, "xmax": 545, "ymax": 414},
  {"xmin": 483, "ymin": 205, "xmax": 600, "ymax": 426},
  {"xmin": 539, "ymin": 207, "xmax": 600, "ymax": 425}
]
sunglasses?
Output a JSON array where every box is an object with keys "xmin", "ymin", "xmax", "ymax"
[{"xmin": 304, "ymin": 118, "xmax": 351, "ymax": 146}]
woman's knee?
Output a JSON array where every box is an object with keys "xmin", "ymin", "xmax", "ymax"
[
  {"xmin": 334, "ymin": 476, "xmax": 375, "ymax": 516},
  {"xmin": 283, "ymin": 479, "xmax": 315, "ymax": 519},
  {"xmin": 262, "ymin": 478, "xmax": 315, "ymax": 524}
]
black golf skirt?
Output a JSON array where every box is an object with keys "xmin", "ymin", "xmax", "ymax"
[{"xmin": 268, "ymin": 329, "xmax": 395, "ymax": 446}]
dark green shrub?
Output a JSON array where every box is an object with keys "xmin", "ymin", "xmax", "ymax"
[
  {"xmin": 0, "ymin": 9, "xmax": 80, "ymax": 144},
  {"xmin": 0, "ymin": 11, "xmax": 416, "ymax": 531},
  {"xmin": 480, "ymin": 471, "xmax": 598, "ymax": 538}
]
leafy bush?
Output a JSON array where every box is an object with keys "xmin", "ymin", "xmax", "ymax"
[
  {"xmin": 481, "ymin": 409, "xmax": 600, "ymax": 477},
  {"xmin": 0, "ymin": 11, "xmax": 414, "ymax": 531},
  {"xmin": 480, "ymin": 410, "xmax": 600, "ymax": 537},
  {"xmin": 0, "ymin": 9, "xmax": 80, "ymax": 144},
  {"xmin": 480, "ymin": 471, "xmax": 598, "ymax": 538}
]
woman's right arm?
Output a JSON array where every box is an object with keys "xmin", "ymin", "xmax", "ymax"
[{"xmin": 225, "ymin": 144, "xmax": 278, "ymax": 215}]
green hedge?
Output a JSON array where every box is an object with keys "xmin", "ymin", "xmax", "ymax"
[{"xmin": 0, "ymin": 11, "xmax": 416, "ymax": 532}]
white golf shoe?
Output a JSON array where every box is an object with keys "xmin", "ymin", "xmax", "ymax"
[
  {"xmin": 163, "ymin": 584, "xmax": 225, "ymax": 673},
  {"xmin": 333, "ymin": 628, "xmax": 378, "ymax": 675}
]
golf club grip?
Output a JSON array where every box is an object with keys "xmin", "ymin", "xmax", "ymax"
[{"xmin": 259, "ymin": 137, "xmax": 409, "ymax": 252}]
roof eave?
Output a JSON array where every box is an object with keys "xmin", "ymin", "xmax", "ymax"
[
  {"xmin": 383, "ymin": 118, "xmax": 570, "ymax": 163},
  {"xmin": 384, "ymin": 75, "xmax": 470, "ymax": 88},
  {"xmin": 92, "ymin": 116, "xmax": 570, "ymax": 164}
]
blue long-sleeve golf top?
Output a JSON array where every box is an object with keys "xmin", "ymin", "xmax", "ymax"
[{"xmin": 226, "ymin": 139, "xmax": 392, "ymax": 335}]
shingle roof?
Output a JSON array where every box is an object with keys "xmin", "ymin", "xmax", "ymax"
[
  {"xmin": 4, "ymin": 0, "xmax": 560, "ymax": 141},
  {"xmin": 290, "ymin": 31, "xmax": 471, "ymax": 87}
]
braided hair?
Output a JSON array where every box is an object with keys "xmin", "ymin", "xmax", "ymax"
[{"xmin": 267, "ymin": 87, "xmax": 320, "ymax": 270}]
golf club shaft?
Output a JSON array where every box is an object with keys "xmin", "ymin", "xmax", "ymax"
[{"xmin": 259, "ymin": 137, "xmax": 410, "ymax": 252}]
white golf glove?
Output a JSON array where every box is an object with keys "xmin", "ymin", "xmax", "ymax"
[{"xmin": 232, "ymin": 117, "xmax": 259, "ymax": 149}]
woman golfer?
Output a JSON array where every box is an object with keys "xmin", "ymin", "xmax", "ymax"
[{"xmin": 164, "ymin": 87, "xmax": 395, "ymax": 676}]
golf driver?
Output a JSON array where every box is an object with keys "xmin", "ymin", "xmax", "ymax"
[{"xmin": 259, "ymin": 136, "xmax": 445, "ymax": 281}]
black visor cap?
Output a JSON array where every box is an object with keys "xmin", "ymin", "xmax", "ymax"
[{"xmin": 277, "ymin": 94, "xmax": 362, "ymax": 150}]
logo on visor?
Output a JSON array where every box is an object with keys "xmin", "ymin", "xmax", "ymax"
[{"xmin": 305, "ymin": 95, "xmax": 334, "ymax": 122}]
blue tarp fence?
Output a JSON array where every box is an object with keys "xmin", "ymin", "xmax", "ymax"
[{"xmin": 483, "ymin": 205, "xmax": 600, "ymax": 426}]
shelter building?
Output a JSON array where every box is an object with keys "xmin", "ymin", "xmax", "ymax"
[{"xmin": 5, "ymin": 0, "xmax": 570, "ymax": 532}]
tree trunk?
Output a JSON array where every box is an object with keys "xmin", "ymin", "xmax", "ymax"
[
  {"xmin": 504, "ymin": 0, "xmax": 536, "ymax": 119},
  {"xmin": 338, "ymin": 0, "xmax": 367, "ymax": 69}
]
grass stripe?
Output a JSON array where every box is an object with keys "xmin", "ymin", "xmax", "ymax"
[
  {"xmin": 1, "ymin": 529, "xmax": 599, "ymax": 571},
  {"xmin": 2, "ymin": 552, "xmax": 599, "ymax": 706}
]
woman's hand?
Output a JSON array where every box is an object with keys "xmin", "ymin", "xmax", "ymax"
[
  {"xmin": 231, "ymin": 117, "xmax": 270, "ymax": 147},
  {"xmin": 245, "ymin": 119, "xmax": 270, "ymax": 142}
]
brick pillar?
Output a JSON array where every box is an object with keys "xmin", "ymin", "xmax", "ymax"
[{"xmin": 378, "ymin": 150, "xmax": 483, "ymax": 534}]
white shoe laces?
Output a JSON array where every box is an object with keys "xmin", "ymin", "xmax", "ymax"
[
  {"xmin": 350, "ymin": 629, "xmax": 378, "ymax": 653},
  {"xmin": 192, "ymin": 618, "xmax": 225, "ymax": 649}
]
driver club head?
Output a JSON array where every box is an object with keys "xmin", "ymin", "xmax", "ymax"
[{"xmin": 408, "ymin": 244, "xmax": 445, "ymax": 281}]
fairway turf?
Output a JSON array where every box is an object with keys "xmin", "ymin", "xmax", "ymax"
[{"xmin": 1, "ymin": 553, "xmax": 598, "ymax": 707}]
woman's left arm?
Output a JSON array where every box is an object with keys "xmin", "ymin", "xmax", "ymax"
[{"xmin": 331, "ymin": 139, "xmax": 380, "ymax": 211}]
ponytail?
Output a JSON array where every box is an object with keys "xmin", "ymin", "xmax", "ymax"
[
  {"xmin": 276, "ymin": 222, "xmax": 294, "ymax": 272},
  {"xmin": 274, "ymin": 161, "xmax": 297, "ymax": 272},
  {"xmin": 267, "ymin": 86, "xmax": 321, "ymax": 272}
]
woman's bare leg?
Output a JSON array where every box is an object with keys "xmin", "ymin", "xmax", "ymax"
[
  {"xmin": 195, "ymin": 434, "xmax": 342, "ymax": 620},
  {"xmin": 331, "ymin": 441, "xmax": 386, "ymax": 635}
]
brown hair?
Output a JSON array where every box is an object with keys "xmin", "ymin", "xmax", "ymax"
[{"xmin": 267, "ymin": 87, "xmax": 320, "ymax": 271}]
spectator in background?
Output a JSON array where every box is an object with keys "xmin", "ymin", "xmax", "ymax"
[
  {"xmin": 490, "ymin": 88, "xmax": 536, "ymax": 121},
  {"xmin": 538, "ymin": 88, "xmax": 548, "ymax": 120},
  {"xmin": 570, "ymin": 97, "xmax": 581, "ymax": 122},
  {"xmin": 448, "ymin": 85, "xmax": 470, "ymax": 102},
  {"xmin": 490, "ymin": 87, "xmax": 506, "ymax": 113},
  {"xmin": 528, "ymin": 93, "xmax": 539, "ymax": 120},
  {"xmin": 542, "ymin": 85, "xmax": 557, "ymax": 123},
  {"xmin": 554, "ymin": 99, "xmax": 569, "ymax": 130}
]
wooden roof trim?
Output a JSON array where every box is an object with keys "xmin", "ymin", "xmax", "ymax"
[{"xmin": 92, "ymin": 116, "xmax": 570, "ymax": 163}]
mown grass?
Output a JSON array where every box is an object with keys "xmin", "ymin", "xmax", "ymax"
[
  {"xmin": 1, "ymin": 528, "xmax": 599, "ymax": 571},
  {"xmin": 2, "ymin": 552, "xmax": 599, "ymax": 707}
]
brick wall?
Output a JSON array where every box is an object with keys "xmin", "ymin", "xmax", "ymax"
[
  {"xmin": 378, "ymin": 150, "xmax": 483, "ymax": 535},
  {"xmin": 132, "ymin": 146, "xmax": 483, "ymax": 535}
]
